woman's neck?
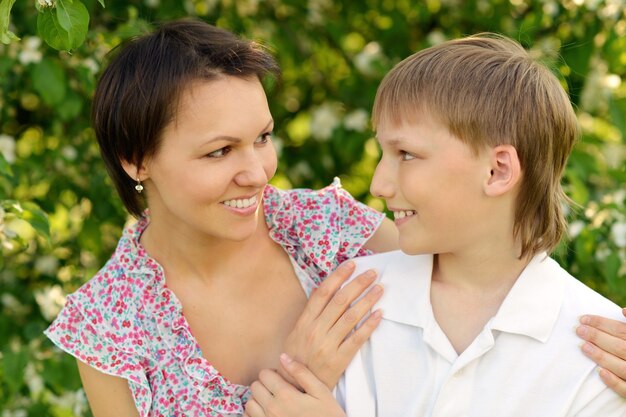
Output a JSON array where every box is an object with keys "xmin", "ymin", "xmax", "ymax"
[{"xmin": 139, "ymin": 209, "xmax": 272, "ymax": 285}]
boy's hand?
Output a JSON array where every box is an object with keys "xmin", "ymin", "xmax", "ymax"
[
  {"xmin": 280, "ymin": 261, "xmax": 383, "ymax": 389},
  {"xmin": 576, "ymin": 308, "xmax": 626, "ymax": 397},
  {"xmin": 244, "ymin": 354, "xmax": 347, "ymax": 417}
]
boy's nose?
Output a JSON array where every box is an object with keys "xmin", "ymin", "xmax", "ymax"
[{"xmin": 370, "ymin": 161, "xmax": 395, "ymax": 199}]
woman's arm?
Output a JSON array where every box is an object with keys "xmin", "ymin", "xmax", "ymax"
[
  {"xmin": 76, "ymin": 360, "xmax": 141, "ymax": 417},
  {"xmin": 577, "ymin": 309, "xmax": 626, "ymax": 397},
  {"xmin": 363, "ymin": 217, "xmax": 399, "ymax": 252}
]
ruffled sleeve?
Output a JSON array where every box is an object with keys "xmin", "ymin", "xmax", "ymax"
[
  {"xmin": 44, "ymin": 279, "xmax": 153, "ymax": 417},
  {"xmin": 264, "ymin": 178, "xmax": 385, "ymax": 289}
]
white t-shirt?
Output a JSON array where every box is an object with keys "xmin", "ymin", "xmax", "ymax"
[{"xmin": 337, "ymin": 251, "xmax": 626, "ymax": 417}]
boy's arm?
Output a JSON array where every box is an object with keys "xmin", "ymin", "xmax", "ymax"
[
  {"xmin": 577, "ymin": 309, "xmax": 626, "ymax": 397},
  {"xmin": 363, "ymin": 217, "xmax": 399, "ymax": 252}
]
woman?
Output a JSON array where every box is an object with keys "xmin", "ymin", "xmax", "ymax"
[{"xmin": 45, "ymin": 19, "xmax": 626, "ymax": 417}]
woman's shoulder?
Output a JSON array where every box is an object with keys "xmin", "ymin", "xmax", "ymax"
[{"xmin": 263, "ymin": 179, "xmax": 384, "ymax": 285}]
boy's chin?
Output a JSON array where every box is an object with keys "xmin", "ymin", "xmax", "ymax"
[{"xmin": 398, "ymin": 239, "xmax": 431, "ymax": 256}]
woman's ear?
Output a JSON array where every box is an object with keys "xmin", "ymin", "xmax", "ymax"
[
  {"xmin": 121, "ymin": 159, "xmax": 149, "ymax": 182},
  {"xmin": 484, "ymin": 144, "xmax": 521, "ymax": 197}
]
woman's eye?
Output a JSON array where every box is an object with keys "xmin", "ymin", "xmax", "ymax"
[
  {"xmin": 206, "ymin": 146, "xmax": 231, "ymax": 158},
  {"xmin": 256, "ymin": 132, "xmax": 272, "ymax": 144},
  {"xmin": 400, "ymin": 150, "xmax": 416, "ymax": 161}
]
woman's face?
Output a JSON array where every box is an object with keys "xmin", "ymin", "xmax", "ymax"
[{"xmin": 142, "ymin": 76, "xmax": 277, "ymax": 243}]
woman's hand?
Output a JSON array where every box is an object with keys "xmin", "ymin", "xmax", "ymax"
[
  {"xmin": 281, "ymin": 260, "xmax": 383, "ymax": 389},
  {"xmin": 244, "ymin": 354, "xmax": 347, "ymax": 417},
  {"xmin": 577, "ymin": 308, "xmax": 626, "ymax": 397}
]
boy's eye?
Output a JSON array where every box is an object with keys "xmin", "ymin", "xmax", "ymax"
[
  {"xmin": 256, "ymin": 132, "xmax": 272, "ymax": 144},
  {"xmin": 206, "ymin": 146, "xmax": 231, "ymax": 158},
  {"xmin": 400, "ymin": 150, "xmax": 416, "ymax": 161}
]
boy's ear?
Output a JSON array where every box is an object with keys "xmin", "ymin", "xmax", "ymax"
[
  {"xmin": 484, "ymin": 144, "xmax": 521, "ymax": 197},
  {"xmin": 121, "ymin": 158, "xmax": 149, "ymax": 182}
]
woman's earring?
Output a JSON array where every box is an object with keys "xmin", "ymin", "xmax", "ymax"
[{"xmin": 135, "ymin": 178, "xmax": 144, "ymax": 194}]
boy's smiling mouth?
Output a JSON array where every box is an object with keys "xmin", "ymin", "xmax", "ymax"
[{"xmin": 392, "ymin": 210, "xmax": 416, "ymax": 220}]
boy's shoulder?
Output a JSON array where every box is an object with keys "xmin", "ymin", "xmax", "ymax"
[
  {"xmin": 351, "ymin": 250, "xmax": 430, "ymax": 276},
  {"xmin": 555, "ymin": 259, "xmax": 622, "ymax": 320}
]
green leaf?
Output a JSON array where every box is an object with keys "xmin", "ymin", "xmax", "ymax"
[
  {"xmin": 1, "ymin": 347, "xmax": 28, "ymax": 394},
  {"xmin": 57, "ymin": 90, "xmax": 83, "ymax": 121},
  {"xmin": 55, "ymin": 0, "xmax": 89, "ymax": 50},
  {"xmin": 32, "ymin": 58, "xmax": 67, "ymax": 106},
  {"xmin": 0, "ymin": 0, "xmax": 19, "ymax": 45},
  {"xmin": 0, "ymin": 153, "xmax": 12, "ymax": 177},
  {"xmin": 19, "ymin": 202, "xmax": 50, "ymax": 241},
  {"xmin": 37, "ymin": 7, "xmax": 72, "ymax": 50},
  {"xmin": 98, "ymin": 0, "xmax": 106, "ymax": 8}
]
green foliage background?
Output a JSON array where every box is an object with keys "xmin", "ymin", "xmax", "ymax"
[{"xmin": 1, "ymin": 0, "xmax": 625, "ymax": 415}]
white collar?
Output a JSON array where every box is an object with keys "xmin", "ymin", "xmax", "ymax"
[{"xmin": 375, "ymin": 251, "xmax": 565, "ymax": 342}]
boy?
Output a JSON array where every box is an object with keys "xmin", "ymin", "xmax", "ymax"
[{"xmin": 335, "ymin": 34, "xmax": 626, "ymax": 416}]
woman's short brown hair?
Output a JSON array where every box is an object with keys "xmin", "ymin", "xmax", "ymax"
[
  {"xmin": 92, "ymin": 19, "xmax": 279, "ymax": 217},
  {"xmin": 372, "ymin": 34, "xmax": 579, "ymax": 258}
]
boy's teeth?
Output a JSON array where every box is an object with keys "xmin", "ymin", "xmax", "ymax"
[
  {"xmin": 223, "ymin": 196, "xmax": 257, "ymax": 208},
  {"xmin": 393, "ymin": 210, "xmax": 416, "ymax": 219}
]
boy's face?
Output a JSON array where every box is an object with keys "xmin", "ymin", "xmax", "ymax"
[{"xmin": 371, "ymin": 114, "xmax": 493, "ymax": 256}]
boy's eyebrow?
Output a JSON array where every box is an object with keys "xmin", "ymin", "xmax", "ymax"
[
  {"xmin": 202, "ymin": 119, "xmax": 274, "ymax": 145},
  {"xmin": 377, "ymin": 136, "xmax": 407, "ymax": 147}
]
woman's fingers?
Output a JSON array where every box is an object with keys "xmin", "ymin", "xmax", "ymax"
[
  {"xmin": 258, "ymin": 368, "xmax": 300, "ymax": 398},
  {"xmin": 577, "ymin": 317, "xmax": 626, "ymax": 366},
  {"xmin": 244, "ymin": 398, "xmax": 266, "ymax": 417},
  {"xmin": 299, "ymin": 261, "xmax": 356, "ymax": 323},
  {"xmin": 328, "ymin": 283, "xmax": 384, "ymax": 342},
  {"xmin": 598, "ymin": 368, "xmax": 626, "ymax": 399},
  {"xmin": 250, "ymin": 379, "xmax": 275, "ymax": 410},
  {"xmin": 338, "ymin": 309, "xmax": 383, "ymax": 355},
  {"xmin": 315, "ymin": 269, "xmax": 378, "ymax": 333},
  {"xmin": 279, "ymin": 354, "xmax": 332, "ymax": 399}
]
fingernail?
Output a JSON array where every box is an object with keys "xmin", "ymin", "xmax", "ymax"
[
  {"xmin": 370, "ymin": 284, "xmax": 383, "ymax": 295},
  {"xmin": 371, "ymin": 309, "xmax": 383, "ymax": 319},
  {"xmin": 342, "ymin": 261, "xmax": 355, "ymax": 270},
  {"xmin": 365, "ymin": 269, "xmax": 377, "ymax": 278},
  {"xmin": 582, "ymin": 342, "xmax": 595, "ymax": 355},
  {"xmin": 280, "ymin": 353, "xmax": 293, "ymax": 365},
  {"xmin": 576, "ymin": 325, "xmax": 589, "ymax": 337},
  {"xmin": 580, "ymin": 315, "xmax": 590, "ymax": 325}
]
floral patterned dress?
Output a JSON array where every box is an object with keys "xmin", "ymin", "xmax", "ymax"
[{"xmin": 44, "ymin": 180, "xmax": 384, "ymax": 417}]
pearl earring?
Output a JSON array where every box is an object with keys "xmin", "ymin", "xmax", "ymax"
[{"xmin": 135, "ymin": 178, "xmax": 144, "ymax": 194}]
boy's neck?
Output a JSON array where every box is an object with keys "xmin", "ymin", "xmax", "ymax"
[
  {"xmin": 429, "ymin": 246, "xmax": 533, "ymax": 355},
  {"xmin": 432, "ymin": 248, "xmax": 531, "ymax": 293}
]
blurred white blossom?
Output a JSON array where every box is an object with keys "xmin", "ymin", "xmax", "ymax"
[
  {"xmin": 35, "ymin": 255, "xmax": 60, "ymax": 276},
  {"xmin": 344, "ymin": 109, "xmax": 369, "ymax": 132},
  {"xmin": 427, "ymin": 30, "xmax": 447, "ymax": 46},
  {"xmin": 568, "ymin": 220, "xmax": 585, "ymax": 239},
  {"xmin": 24, "ymin": 362, "xmax": 44, "ymax": 397},
  {"xmin": 354, "ymin": 42, "xmax": 383, "ymax": 77},
  {"xmin": 82, "ymin": 58, "xmax": 99, "ymax": 74},
  {"xmin": 61, "ymin": 145, "xmax": 78, "ymax": 161},
  {"xmin": 611, "ymin": 222, "xmax": 626, "ymax": 248},
  {"xmin": 236, "ymin": 0, "xmax": 259, "ymax": 16},
  {"xmin": 310, "ymin": 103, "xmax": 342, "ymax": 141},
  {"xmin": 307, "ymin": 0, "xmax": 332, "ymax": 24},
  {"xmin": 49, "ymin": 390, "xmax": 88, "ymax": 416},
  {"xmin": 0, "ymin": 134, "xmax": 16, "ymax": 163},
  {"xmin": 18, "ymin": 37, "xmax": 42, "ymax": 65},
  {"xmin": 37, "ymin": 0, "xmax": 54, "ymax": 7},
  {"xmin": 2, "ymin": 410, "xmax": 27, "ymax": 417},
  {"xmin": 34, "ymin": 285, "xmax": 66, "ymax": 321}
]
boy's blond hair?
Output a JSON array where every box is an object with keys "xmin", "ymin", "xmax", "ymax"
[{"xmin": 372, "ymin": 34, "xmax": 579, "ymax": 259}]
